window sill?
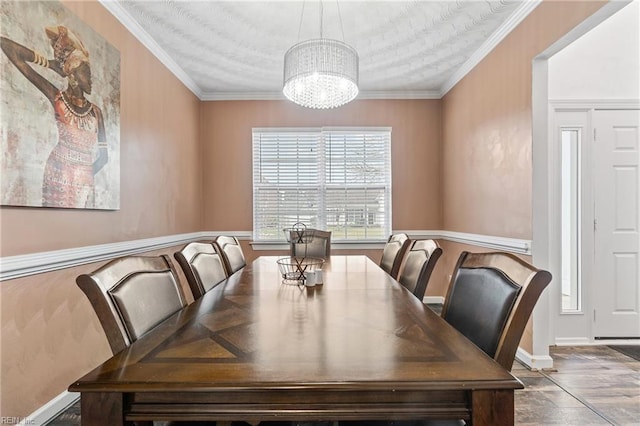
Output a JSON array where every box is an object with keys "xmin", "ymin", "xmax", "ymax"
[{"xmin": 250, "ymin": 241, "xmax": 386, "ymax": 251}]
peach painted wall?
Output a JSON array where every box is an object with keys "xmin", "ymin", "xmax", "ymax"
[
  {"xmin": 0, "ymin": 0, "xmax": 202, "ymax": 418},
  {"xmin": 0, "ymin": 0, "xmax": 613, "ymax": 419},
  {"xmin": 0, "ymin": 1, "xmax": 202, "ymax": 257},
  {"xmin": 0, "ymin": 245, "xmax": 195, "ymax": 418},
  {"xmin": 200, "ymin": 99, "xmax": 443, "ymax": 241},
  {"xmin": 441, "ymin": 0, "xmax": 607, "ymax": 352},
  {"xmin": 442, "ymin": 0, "xmax": 606, "ymax": 237}
]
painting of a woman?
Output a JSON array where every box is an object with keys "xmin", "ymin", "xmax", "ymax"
[
  {"xmin": 1, "ymin": 0, "xmax": 119, "ymax": 210},
  {"xmin": 1, "ymin": 25, "xmax": 108, "ymax": 208}
]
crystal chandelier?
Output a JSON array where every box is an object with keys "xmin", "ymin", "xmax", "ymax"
[{"xmin": 283, "ymin": 1, "xmax": 359, "ymax": 109}]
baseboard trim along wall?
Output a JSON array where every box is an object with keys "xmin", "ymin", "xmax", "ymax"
[
  {"xmin": 423, "ymin": 296, "xmax": 445, "ymax": 305},
  {"xmin": 21, "ymin": 390, "xmax": 79, "ymax": 426},
  {"xmin": 557, "ymin": 337, "xmax": 640, "ymax": 346},
  {"xmin": 516, "ymin": 347, "xmax": 554, "ymax": 371}
]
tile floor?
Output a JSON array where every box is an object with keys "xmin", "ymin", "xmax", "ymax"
[{"xmin": 47, "ymin": 345, "xmax": 639, "ymax": 425}]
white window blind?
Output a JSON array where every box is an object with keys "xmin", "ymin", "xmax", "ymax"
[{"xmin": 253, "ymin": 127, "xmax": 391, "ymax": 242}]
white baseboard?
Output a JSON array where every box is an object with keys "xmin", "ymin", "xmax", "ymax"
[
  {"xmin": 516, "ymin": 347, "xmax": 554, "ymax": 370},
  {"xmin": 555, "ymin": 337, "xmax": 592, "ymax": 346},
  {"xmin": 21, "ymin": 390, "xmax": 79, "ymax": 426},
  {"xmin": 423, "ymin": 296, "xmax": 445, "ymax": 305},
  {"xmin": 556, "ymin": 337, "xmax": 640, "ymax": 346}
]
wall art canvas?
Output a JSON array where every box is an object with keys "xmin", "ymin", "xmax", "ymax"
[{"xmin": 1, "ymin": 0, "xmax": 120, "ymax": 209}]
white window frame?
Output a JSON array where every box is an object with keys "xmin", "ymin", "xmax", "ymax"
[{"xmin": 252, "ymin": 127, "xmax": 392, "ymax": 243}]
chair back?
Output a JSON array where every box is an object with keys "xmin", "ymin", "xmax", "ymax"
[
  {"xmin": 380, "ymin": 233, "xmax": 411, "ymax": 279},
  {"xmin": 441, "ymin": 251, "xmax": 552, "ymax": 371},
  {"xmin": 76, "ymin": 255, "xmax": 187, "ymax": 354},
  {"xmin": 397, "ymin": 239, "xmax": 442, "ymax": 300},
  {"xmin": 174, "ymin": 241, "xmax": 228, "ymax": 299},
  {"xmin": 214, "ymin": 236, "xmax": 246, "ymax": 275},
  {"xmin": 290, "ymin": 229, "xmax": 332, "ymax": 259}
]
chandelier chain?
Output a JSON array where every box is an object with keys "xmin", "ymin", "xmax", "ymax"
[
  {"xmin": 319, "ymin": 0, "xmax": 323, "ymax": 39},
  {"xmin": 336, "ymin": 0, "xmax": 346, "ymax": 42},
  {"xmin": 296, "ymin": 1, "xmax": 306, "ymax": 42}
]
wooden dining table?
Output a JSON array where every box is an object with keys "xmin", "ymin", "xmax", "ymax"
[{"xmin": 69, "ymin": 255, "xmax": 523, "ymax": 425}]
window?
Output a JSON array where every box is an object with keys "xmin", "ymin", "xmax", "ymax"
[
  {"xmin": 253, "ymin": 127, "xmax": 392, "ymax": 242},
  {"xmin": 560, "ymin": 128, "xmax": 582, "ymax": 312}
]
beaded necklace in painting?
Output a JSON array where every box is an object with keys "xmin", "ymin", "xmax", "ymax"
[{"xmin": 61, "ymin": 91, "xmax": 93, "ymax": 117}]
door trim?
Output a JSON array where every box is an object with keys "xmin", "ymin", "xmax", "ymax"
[{"xmin": 546, "ymin": 102, "xmax": 639, "ymax": 345}]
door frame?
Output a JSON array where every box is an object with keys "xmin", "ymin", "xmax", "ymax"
[
  {"xmin": 547, "ymin": 104, "xmax": 640, "ymax": 344},
  {"xmin": 532, "ymin": 1, "xmax": 637, "ymax": 355}
]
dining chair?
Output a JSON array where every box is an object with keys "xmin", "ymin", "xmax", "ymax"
[
  {"xmin": 342, "ymin": 251, "xmax": 550, "ymax": 426},
  {"xmin": 77, "ymin": 255, "xmax": 252, "ymax": 426},
  {"xmin": 290, "ymin": 229, "xmax": 331, "ymax": 259},
  {"xmin": 174, "ymin": 241, "xmax": 228, "ymax": 300},
  {"xmin": 396, "ymin": 239, "xmax": 442, "ymax": 301},
  {"xmin": 76, "ymin": 255, "xmax": 187, "ymax": 355},
  {"xmin": 214, "ymin": 235, "xmax": 247, "ymax": 275},
  {"xmin": 379, "ymin": 233, "xmax": 411, "ymax": 279},
  {"xmin": 442, "ymin": 251, "xmax": 552, "ymax": 371}
]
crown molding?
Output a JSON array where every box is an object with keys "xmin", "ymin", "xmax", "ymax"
[
  {"xmin": 199, "ymin": 89, "xmax": 442, "ymax": 101},
  {"xmin": 98, "ymin": 0, "xmax": 204, "ymax": 98},
  {"xmin": 439, "ymin": 0, "xmax": 542, "ymax": 97},
  {"xmin": 200, "ymin": 91, "xmax": 286, "ymax": 101},
  {"xmin": 357, "ymin": 90, "xmax": 442, "ymax": 100},
  {"xmin": 540, "ymin": 0, "xmax": 632, "ymax": 60}
]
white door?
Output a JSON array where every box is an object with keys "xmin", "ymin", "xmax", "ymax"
[{"xmin": 593, "ymin": 109, "xmax": 640, "ymax": 338}]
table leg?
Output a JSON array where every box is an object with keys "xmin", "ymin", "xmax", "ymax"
[
  {"xmin": 81, "ymin": 392, "xmax": 127, "ymax": 426},
  {"xmin": 471, "ymin": 389, "xmax": 514, "ymax": 426}
]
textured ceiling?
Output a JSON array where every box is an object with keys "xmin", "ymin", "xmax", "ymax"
[{"xmin": 103, "ymin": 0, "xmax": 537, "ymax": 100}]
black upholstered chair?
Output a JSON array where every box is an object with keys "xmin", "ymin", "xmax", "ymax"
[
  {"xmin": 342, "ymin": 252, "xmax": 551, "ymax": 426},
  {"xmin": 290, "ymin": 229, "xmax": 331, "ymax": 259},
  {"xmin": 174, "ymin": 241, "xmax": 228, "ymax": 300},
  {"xmin": 379, "ymin": 233, "xmax": 411, "ymax": 279},
  {"xmin": 76, "ymin": 255, "xmax": 187, "ymax": 355},
  {"xmin": 214, "ymin": 235, "xmax": 247, "ymax": 275},
  {"xmin": 442, "ymin": 251, "xmax": 552, "ymax": 371},
  {"xmin": 397, "ymin": 239, "xmax": 442, "ymax": 301}
]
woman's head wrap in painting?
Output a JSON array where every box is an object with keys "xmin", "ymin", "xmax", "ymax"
[{"xmin": 45, "ymin": 25, "xmax": 89, "ymax": 76}]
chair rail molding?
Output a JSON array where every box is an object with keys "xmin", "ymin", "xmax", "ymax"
[
  {"xmin": 397, "ymin": 230, "xmax": 532, "ymax": 255},
  {"xmin": 1, "ymin": 230, "xmax": 529, "ymax": 281},
  {"xmin": 0, "ymin": 231, "xmax": 251, "ymax": 281}
]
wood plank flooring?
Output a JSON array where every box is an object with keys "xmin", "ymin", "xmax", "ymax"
[
  {"xmin": 514, "ymin": 345, "xmax": 639, "ymax": 425},
  {"xmin": 47, "ymin": 345, "xmax": 639, "ymax": 425}
]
